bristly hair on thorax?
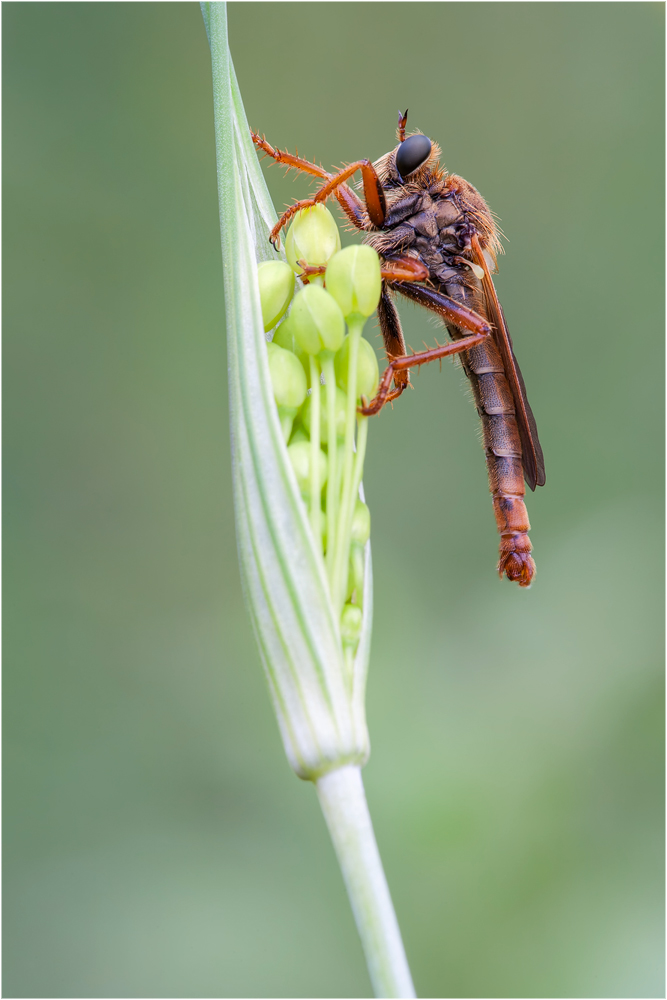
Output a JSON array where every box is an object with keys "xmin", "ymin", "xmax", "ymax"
[{"xmin": 362, "ymin": 131, "xmax": 503, "ymax": 262}]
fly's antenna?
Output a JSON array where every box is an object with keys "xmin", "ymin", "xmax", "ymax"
[{"xmin": 397, "ymin": 109, "xmax": 408, "ymax": 143}]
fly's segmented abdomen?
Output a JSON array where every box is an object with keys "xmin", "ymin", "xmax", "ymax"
[{"xmin": 460, "ymin": 337, "xmax": 536, "ymax": 587}]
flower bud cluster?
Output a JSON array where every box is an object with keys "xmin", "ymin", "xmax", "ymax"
[{"xmin": 256, "ymin": 206, "xmax": 381, "ymax": 653}]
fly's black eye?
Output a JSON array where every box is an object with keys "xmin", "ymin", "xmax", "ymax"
[{"xmin": 396, "ymin": 134, "xmax": 432, "ymax": 179}]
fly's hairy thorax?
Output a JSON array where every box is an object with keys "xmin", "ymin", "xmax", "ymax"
[{"xmin": 364, "ymin": 172, "xmax": 499, "ymax": 320}]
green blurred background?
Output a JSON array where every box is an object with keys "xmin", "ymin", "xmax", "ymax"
[{"xmin": 4, "ymin": 3, "xmax": 664, "ymax": 997}]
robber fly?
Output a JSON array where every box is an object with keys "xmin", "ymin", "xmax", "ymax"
[{"xmin": 251, "ymin": 111, "xmax": 546, "ymax": 587}]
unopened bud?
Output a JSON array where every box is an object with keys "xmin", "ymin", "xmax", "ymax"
[
  {"xmin": 288, "ymin": 423, "xmax": 309, "ymax": 447},
  {"xmin": 350, "ymin": 501, "xmax": 371, "ymax": 546},
  {"xmin": 266, "ymin": 342, "xmax": 308, "ymax": 410},
  {"xmin": 346, "ymin": 545, "xmax": 365, "ymax": 603},
  {"xmin": 334, "ymin": 335, "xmax": 379, "ymax": 400},
  {"xmin": 287, "ymin": 440, "xmax": 328, "ymax": 497},
  {"xmin": 340, "ymin": 603, "xmax": 363, "ymax": 646},
  {"xmin": 301, "ymin": 385, "xmax": 348, "ymax": 443},
  {"xmin": 290, "ymin": 285, "xmax": 345, "ymax": 355},
  {"xmin": 272, "ymin": 314, "xmax": 309, "ymax": 376},
  {"xmin": 285, "ymin": 205, "xmax": 341, "ymax": 271},
  {"xmin": 325, "ymin": 245, "xmax": 382, "ymax": 320},
  {"xmin": 257, "ymin": 260, "xmax": 295, "ymax": 332}
]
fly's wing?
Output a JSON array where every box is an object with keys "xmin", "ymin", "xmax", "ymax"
[{"xmin": 472, "ymin": 239, "xmax": 546, "ymax": 490}]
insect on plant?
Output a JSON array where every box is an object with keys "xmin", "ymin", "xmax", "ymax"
[{"xmin": 251, "ymin": 110, "xmax": 546, "ymax": 587}]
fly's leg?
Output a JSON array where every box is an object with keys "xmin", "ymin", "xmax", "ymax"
[
  {"xmin": 251, "ymin": 132, "xmax": 332, "ymax": 182},
  {"xmin": 375, "ymin": 267, "xmax": 425, "ymax": 401},
  {"xmin": 250, "ymin": 132, "xmax": 330, "ymax": 176},
  {"xmin": 376, "ymin": 287, "xmax": 409, "ymax": 403},
  {"xmin": 251, "ymin": 133, "xmax": 386, "ymax": 245},
  {"xmin": 266, "ymin": 159, "xmax": 386, "ymax": 246},
  {"xmin": 294, "ymin": 257, "xmax": 428, "ymax": 286},
  {"xmin": 367, "ymin": 278, "xmax": 493, "ymax": 411},
  {"xmin": 381, "ymin": 258, "xmax": 429, "ymax": 283},
  {"xmin": 362, "ymin": 281, "xmax": 492, "ymax": 415},
  {"xmin": 366, "ymin": 258, "xmax": 430, "ymax": 401},
  {"xmin": 292, "ymin": 253, "xmax": 489, "ymax": 413},
  {"xmin": 294, "ymin": 261, "xmax": 326, "ymax": 284},
  {"xmin": 393, "ymin": 281, "xmax": 493, "ymax": 336},
  {"xmin": 360, "ymin": 330, "xmax": 489, "ymax": 416},
  {"xmin": 251, "ymin": 131, "xmax": 369, "ymax": 234}
]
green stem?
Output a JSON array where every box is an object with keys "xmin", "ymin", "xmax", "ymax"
[
  {"xmin": 309, "ymin": 355, "xmax": 322, "ymax": 547},
  {"xmin": 351, "ymin": 415, "xmax": 368, "ymax": 524},
  {"xmin": 335, "ymin": 413, "xmax": 369, "ymax": 605},
  {"xmin": 333, "ymin": 317, "xmax": 363, "ymax": 609},
  {"xmin": 316, "ymin": 765, "xmax": 416, "ymax": 999},
  {"xmin": 322, "ymin": 353, "xmax": 338, "ymax": 580}
]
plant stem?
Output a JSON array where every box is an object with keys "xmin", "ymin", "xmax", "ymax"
[
  {"xmin": 316, "ymin": 765, "xmax": 416, "ymax": 999},
  {"xmin": 333, "ymin": 317, "xmax": 362, "ymax": 610},
  {"xmin": 322, "ymin": 353, "xmax": 338, "ymax": 580},
  {"xmin": 309, "ymin": 355, "xmax": 322, "ymax": 545}
]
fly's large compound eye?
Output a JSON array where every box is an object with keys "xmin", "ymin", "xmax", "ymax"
[{"xmin": 396, "ymin": 134, "xmax": 432, "ymax": 179}]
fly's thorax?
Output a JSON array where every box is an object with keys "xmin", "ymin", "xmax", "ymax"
[{"xmin": 365, "ymin": 177, "xmax": 497, "ymax": 300}]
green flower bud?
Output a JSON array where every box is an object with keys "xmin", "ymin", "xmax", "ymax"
[
  {"xmin": 340, "ymin": 603, "xmax": 363, "ymax": 647},
  {"xmin": 350, "ymin": 501, "xmax": 371, "ymax": 546},
  {"xmin": 257, "ymin": 260, "xmax": 295, "ymax": 332},
  {"xmin": 287, "ymin": 440, "xmax": 327, "ymax": 497},
  {"xmin": 301, "ymin": 385, "xmax": 348, "ymax": 444},
  {"xmin": 266, "ymin": 342, "xmax": 308, "ymax": 410},
  {"xmin": 345, "ymin": 545, "xmax": 365, "ymax": 602},
  {"xmin": 288, "ymin": 422, "xmax": 309, "ymax": 446},
  {"xmin": 272, "ymin": 314, "xmax": 309, "ymax": 376},
  {"xmin": 285, "ymin": 205, "xmax": 341, "ymax": 271},
  {"xmin": 278, "ymin": 413, "xmax": 294, "ymax": 442},
  {"xmin": 290, "ymin": 285, "xmax": 345, "ymax": 356},
  {"xmin": 325, "ymin": 245, "xmax": 382, "ymax": 320},
  {"xmin": 334, "ymin": 335, "xmax": 379, "ymax": 400}
]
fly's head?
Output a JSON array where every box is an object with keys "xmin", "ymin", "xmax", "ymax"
[{"xmin": 372, "ymin": 119, "xmax": 443, "ymax": 197}]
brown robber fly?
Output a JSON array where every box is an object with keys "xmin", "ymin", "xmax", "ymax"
[{"xmin": 251, "ymin": 111, "xmax": 546, "ymax": 587}]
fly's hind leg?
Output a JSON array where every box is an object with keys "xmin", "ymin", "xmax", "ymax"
[
  {"xmin": 360, "ymin": 330, "xmax": 489, "ymax": 416},
  {"xmin": 368, "ymin": 257, "xmax": 431, "ymax": 403},
  {"xmin": 376, "ymin": 286, "xmax": 410, "ymax": 403},
  {"xmin": 361, "ymin": 281, "xmax": 492, "ymax": 416}
]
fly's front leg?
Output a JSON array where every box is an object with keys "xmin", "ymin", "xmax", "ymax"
[
  {"xmin": 267, "ymin": 158, "xmax": 385, "ymax": 246},
  {"xmin": 251, "ymin": 131, "xmax": 332, "ymax": 181},
  {"xmin": 311, "ymin": 159, "xmax": 386, "ymax": 227},
  {"xmin": 259, "ymin": 155, "xmax": 385, "ymax": 247},
  {"xmin": 251, "ymin": 131, "xmax": 367, "ymax": 228}
]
